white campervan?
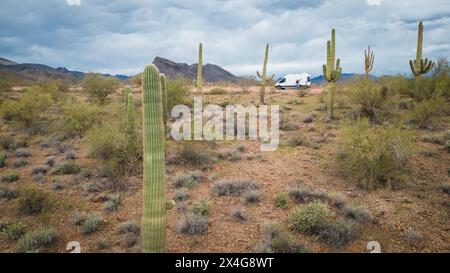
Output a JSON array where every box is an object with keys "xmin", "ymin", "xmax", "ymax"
[{"xmin": 275, "ymin": 73, "xmax": 311, "ymax": 90}]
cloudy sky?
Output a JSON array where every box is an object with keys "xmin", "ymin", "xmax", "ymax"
[{"xmin": 0, "ymin": 0, "xmax": 449, "ymax": 77}]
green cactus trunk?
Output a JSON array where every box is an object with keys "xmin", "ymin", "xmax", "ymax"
[
  {"xmin": 141, "ymin": 64, "xmax": 166, "ymax": 253},
  {"xmin": 159, "ymin": 73, "xmax": 168, "ymax": 134},
  {"xmin": 126, "ymin": 93, "xmax": 137, "ymax": 153},
  {"xmin": 124, "ymin": 86, "xmax": 131, "ymax": 108},
  {"xmin": 256, "ymin": 43, "xmax": 275, "ymax": 104},
  {"xmin": 323, "ymin": 29, "xmax": 342, "ymax": 118},
  {"xmin": 197, "ymin": 43, "xmax": 203, "ymax": 93},
  {"xmin": 409, "ymin": 21, "xmax": 434, "ymax": 77}
]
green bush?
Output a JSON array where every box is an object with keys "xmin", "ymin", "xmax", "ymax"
[
  {"xmin": 60, "ymin": 101, "xmax": 102, "ymax": 138},
  {"xmin": 52, "ymin": 161, "xmax": 81, "ymax": 175},
  {"xmin": 82, "ymin": 73, "xmax": 119, "ymax": 104},
  {"xmin": 347, "ymin": 77, "xmax": 387, "ymax": 117},
  {"xmin": 87, "ymin": 122, "xmax": 125, "ymax": 160},
  {"xmin": 257, "ymin": 221, "xmax": 308, "ymax": 253},
  {"xmin": 288, "ymin": 200, "xmax": 331, "ymax": 234},
  {"xmin": 190, "ymin": 198, "xmax": 211, "ymax": 216},
  {"xmin": 408, "ymin": 96, "xmax": 446, "ymax": 128},
  {"xmin": 167, "ymin": 76, "xmax": 189, "ymax": 110},
  {"xmin": 0, "ymin": 89, "xmax": 53, "ymax": 132},
  {"xmin": 335, "ymin": 118, "xmax": 411, "ymax": 190},
  {"xmin": 3, "ymin": 222, "xmax": 26, "ymax": 241},
  {"xmin": 80, "ymin": 214, "xmax": 102, "ymax": 235},
  {"xmin": 274, "ymin": 192, "xmax": 289, "ymax": 209},
  {"xmin": 208, "ymin": 87, "xmax": 227, "ymax": 95},
  {"xmin": 0, "ymin": 153, "xmax": 5, "ymax": 168},
  {"xmin": 1, "ymin": 172, "xmax": 19, "ymax": 182},
  {"xmin": 18, "ymin": 186, "xmax": 50, "ymax": 214},
  {"xmin": 16, "ymin": 227, "xmax": 57, "ymax": 253}
]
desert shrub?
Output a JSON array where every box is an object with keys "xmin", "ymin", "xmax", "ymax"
[
  {"xmin": 213, "ymin": 180, "xmax": 260, "ymax": 196},
  {"xmin": 289, "ymin": 200, "xmax": 331, "ymax": 234},
  {"xmin": 122, "ymin": 233, "xmax": 139, "ymax": 248},
  {"xmin": 257, "ymin": 222, "xmax": 308, "ymax": 253},
  {"xmin": 218, "ymin": 149, "xmax": 242, "ymax": 162},
  {"xmin": 15, "ymin": 227, "xmax": 57, "ymax": 253},
  {"xmin": 33, "ymin": 173, "xmax": 45, "ymax": 183},
  {"xmin": 326, "ymin": 192, "xmax": 347, "ymax": 209},
  {"xmin": 176, "ymin": 214, "xmax": 208, "ymax": 235},
  {"xmin": 0, "ymin": 153, "xmax": 5, "ymax": 168},
  {"xmin": 14, "ymin": 148, "xmax": 31, "ymax": 158},
  {"xmin": 0, "ymin": 186, "xmax": 19, "ymax": 200},
  {"xmin": 118, "ymin": 221, "xmax": 140, "ymax": 235},
  {"xmin": 231, "ymin": 207, "xmax": 248, "ymax": 221},
  {"xmin": 408, "ymin": 96, "xmax": 446, "ymax": 128},
  {"xmin": 0, "ymin": 89, "xmax": 53, "ymax": 132},
  {"xmin": 3, "ymin": 222, "xmax": 26, "ymax": 241},
  {"xmin": 52, "ymin": 160, "xmax": 81, "ymax": 175},
  {"xmin": 171, "ymin": 143, "xmax": 216, "ymax": 169},
  {"xmin": 318, "ymin": 218, "xmax": 360, "ymax": 248},
  {"xmin": 342, "ymin": 204, "xmax": 373, "ymax": 224},
  {"xmin": 65, "ymin": 151, "xmax": 76, "ymax": 160},
  {"xmin": 174, "ymin": 188, "xmax": 190, "ymax": 201},
  {"xmin": 412, "ymin": 76, "xmax": 437, "ymax": 102},
  {"xmin": 104, "ymin": 194, "xmax": 121, "ymax": 212},
  {"xmin": 51, "ymin": 181, "xmax": 64, "ymax": 191},
  {"xmin": 82, "ymin": 182, "xmax": 101, "ymax": 193},
  {"xmin": 31, "ymin": 165, "xmax": 49, "ymax": 175},
  {"xmin": 172, "ymin": 170, "xmax": 204, "ymax": 189},
  {"xmin": 82, "ymin": 73, "xmax": 119, "ymax": 104},
  {"xmin": 13, "ymin": 159, "xmax": 28, "ymax": 168},
  {"xmin": 347, "ymin": 77, "xmax": 387, "ymax": 118},
  {"xmin": 274, "ymin": 192, "xmax": 289, "ymax": 209},
  {"xmin": 209, "ymin": 87, "xmax": 227, "ymax": 95},
  {"xmin": 96, "ymin": 239, "xmax": 110, "ymax": 250},
  {"xmin": 335, "ymin": 118, "xmax": 410, "ymax": 190},
  {"xmin": 73, "ymin": 213, "xmax": 86, "ymax": 226},
  {"xmin": 80, "ymin": 214, "xmax": 102, "ymax": 235},
  {"xmin": 166, "ymin": 76, "xmax": 189, "ymax": 110},
  {"xmin": 242, "ymin": 190, "xmax": 262, "ymax": 205},
  {"xmin": 1, "ymin": 172, "xmax": 19, "ymax": 182},
  {"xmin": 280, "ymin": 116, "xmax": 299, "ymax": 131},
  {"xmin": 402, "ymin": 230, "xmax": 424, "ymax": 248},
  {"xmin": 18, "ymin": 186, "xmax": 50, "ymax": 214},
  {"xmin": 384, "ymin": 75, "xmax": 413, "ymax": 97},
  {"xmin": 190, "ymin": 198, "xmax": 211, "ymax": 216},
  {"xmin": 44, "ymin": 157, "xmax": 56, "ymax": 167},
  {"xmin": 287, "ymin": 134, "xmax": 312, "ymax": 148},
  {"xmin": 60, "ymin": 102, "xmax": 102, "ymax": 138},
  {"xmin": 288, "ymin": 185, "xmax": 323, "ymax": 203}
]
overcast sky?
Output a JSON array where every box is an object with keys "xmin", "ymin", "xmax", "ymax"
[{"xmin": 0, "ymin": 0, "xmax": 449, "ymax": 77}]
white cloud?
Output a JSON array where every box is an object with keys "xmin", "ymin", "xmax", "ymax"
[
  {"xmin": 367, "ymin": 0, "xmax": 381, "ymax": 6},
  {"xmin": 0, "ymin": 0, "xmax": 449, "ymax": 77}
]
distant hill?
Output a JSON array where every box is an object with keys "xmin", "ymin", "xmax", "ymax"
[
  {"xmin": 311, "ymin": 73, "xmax": 358, "ymax": 84},
  {"xmin": 0, "ymin": 57, "xmax": 129, "ymax": 83},
  {"xmin": 0, "ymin": 57, "xmax": 17, "ymax": 66},
  {"xmin": 153, "ymin": 57, "xmax": 238, "ymax": 83}
]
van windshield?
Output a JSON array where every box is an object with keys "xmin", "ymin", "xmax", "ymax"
[{"xmin": 279, "ymin": 78, "xmax": 286, "ymax": 83}]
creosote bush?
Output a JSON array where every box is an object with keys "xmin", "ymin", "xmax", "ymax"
[
  {"xmin": 82, "ymin": 73, "xmax": 119, "ymax": 104},
  {"xmin": 52, "ymin": 160, "xmax": 81, "ymax": 175},
  {"xmin": 335, "ymin": 118, "xmax": 410, "ymax": 190},
  {"xmin": 60, "ymin": 101, "xmax": 102, "ymax": 138},
  {"xmin": 18, "ymin": 186, "xmax": 50, "ymax": 214},
  {"xmin": 347, "ymin": 77, "xmax": 388, "ymax": 118}
]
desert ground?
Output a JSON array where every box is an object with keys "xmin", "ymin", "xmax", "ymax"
[{"xmin": 0, "ymin": 82, "xmax": 449, "ymax": 253}]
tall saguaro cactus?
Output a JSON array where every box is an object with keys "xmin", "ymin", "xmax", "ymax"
[
  {"xmin": 126, "ymin": 93, "xmax": 137, "ymax": 153},
  {"xmin": 256, "ymin": 43, "xmax": 275, "ymax": 104},
  {"xmin": 197, "ymin": 43, "xmax": 203, "ymax": 93},
  {"xmin": 159, "ymin": 73, "xmax": 168, "ymax": 133},
  {"xmin": 124, "ymin": 85, "xmax": 131, "ymax": 108},
  {"xmin": 141, "ymin": 64, "xmax": 166, "ymax": 253},
  {"xmin": 409, "ymin": 21, "xmax": 434, "ymax": 77},
  {"xmin": 322, "ymin": 29, "xmax": 342, "ymax": 118},
  {"xmin": 364, "ymin": 45, "xmax": 375, "ymax": 78}
]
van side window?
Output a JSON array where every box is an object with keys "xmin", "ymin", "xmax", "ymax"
[{"xmin": 307, "ymin": 76, "xmax": 311, "ymax": 82}]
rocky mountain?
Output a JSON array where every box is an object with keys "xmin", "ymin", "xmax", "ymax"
[
  {"xmin": 152, "ymin": 57, "xmax": 238, "ymax": 83},
  {"xmin": 0, "ymin": 57, "xmax": 128, "ymax": 83},
  {"xmin": 311, "ymin": 73, "xmax": 358, "ymax": 84}
]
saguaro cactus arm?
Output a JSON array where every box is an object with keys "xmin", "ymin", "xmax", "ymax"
[
  {"xmin": 409, "ymin": 21, "xmax": 434, "ymax": 76},
  {"xmin": 141, "ymin": 64, "xmax": 166, "ymax": 253},
  {"xmin": 323, "ymin": 29, "xmax": 342, "ymax": 83}
]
